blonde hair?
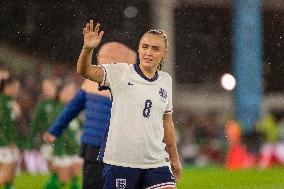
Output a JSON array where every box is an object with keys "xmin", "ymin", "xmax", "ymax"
[{"xmin": 144, "ymin": 29, "xmax": 168, "ymax": 49}]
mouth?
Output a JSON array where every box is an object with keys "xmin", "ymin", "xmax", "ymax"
[{"xmin": 144, "ymin": 58, "xmax": 153, "ymax": 63}]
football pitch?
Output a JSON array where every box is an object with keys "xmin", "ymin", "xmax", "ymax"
[{"xmin": 12, "ymin": 166, "xmax": 284, "ymax": 189}]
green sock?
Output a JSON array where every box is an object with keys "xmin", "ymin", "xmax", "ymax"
[
  {"xmin": 60, "ymin": 182, "xmax": 66, "ymax": 188},
  {"xmin": 4, "ymin": 183, "xmax": 13, "ymax": 189},
  {"xmin": 44, "ymin": 173, "xmax": 60, "ymax": 189},
  {"xmin": 70, "ymin": 176, "xmax": 79, "ymax": 189}
]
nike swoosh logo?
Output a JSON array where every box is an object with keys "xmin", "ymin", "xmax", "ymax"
[{"xmin": 128, "ymin": 82, "xmax": 133, "ymax": 85}]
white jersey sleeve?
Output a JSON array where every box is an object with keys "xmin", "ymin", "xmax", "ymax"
[
  {"xmin": 100, "ymin": 63, "xmax": 129, "ymax": 89},
  {"xmin": 164, "ymin": 74, "xmax": 173, "ymax": 114}
]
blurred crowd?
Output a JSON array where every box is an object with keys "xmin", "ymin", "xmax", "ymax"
[
  {"xmin": 0, "ymin": 61, "xmax": 82, "ymax": 143},
  {"xmin": 177, "ymin": 108, "xmax": 284, "ymax": 169},
  {"xmin": 1, "ymin": 58, "xmax": 284, "ymax": 178},
  {"xmin": 0, "ymin": 61, "xmax": 83, "ymax": 188}
]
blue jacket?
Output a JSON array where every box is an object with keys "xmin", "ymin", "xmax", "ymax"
[{"xmin": 48, "ymin": 90, "xmax": 112, "ymax": 147}]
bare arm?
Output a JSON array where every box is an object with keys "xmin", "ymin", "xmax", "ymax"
[
  {"xmin": 77, "ymin": 48, "xmax": 104, "ymax": 82},
  {"xmin": 77, "ymin": 20, "xmax": 104, "ymax": 82},
  {"xmin": 163, "ymin": 113, "xmax": 182, "ymax": 182}
]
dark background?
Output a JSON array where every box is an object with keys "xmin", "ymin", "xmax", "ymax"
[{"xmin": 1, "ymin": 1, "xmax": 284, "ymax": 92}]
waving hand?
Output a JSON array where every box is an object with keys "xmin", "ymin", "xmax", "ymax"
[{"xmin": 83, "ymin": 20, "xmax": 104, "ymax": 50}]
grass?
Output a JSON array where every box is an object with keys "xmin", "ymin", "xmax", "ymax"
[
  {"xmin": 10, "ymin": 166, "xmax": 284, "ymax": 189},
  {"xmin": 11, "ymin": 173, "xmax": 80, "ymax": 189},
  {"xmin": 177, "ymin": 166, "xmax": 284, "ymax": 189}
]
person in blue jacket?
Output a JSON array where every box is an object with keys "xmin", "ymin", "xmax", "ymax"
[{"xmin": 43, "ymin": 41, "xmax": 136, "ymax": 189}]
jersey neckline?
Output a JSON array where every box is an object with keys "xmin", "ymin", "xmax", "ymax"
[{"xmin": 134, "ymin": 63, "xmax": 159, "ymax": 82}]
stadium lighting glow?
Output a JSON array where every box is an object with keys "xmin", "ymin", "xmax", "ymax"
[
  {"xmin": 123, "ymin": 6, "xmax": 138, "ymax": 19},
  {"xmin": 221, "ymin": 73, "xmax": 236, "ymax": 91}
]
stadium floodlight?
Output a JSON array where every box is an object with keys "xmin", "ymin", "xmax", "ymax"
[
  {"xmin": 123, "ymin": 6, "xmax": 138, "ymax": 19},
  {"xmin": 221, "ymin": 73, "xmax": 236, "ymax": 91}
]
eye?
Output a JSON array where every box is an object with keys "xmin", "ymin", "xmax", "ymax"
[
  {"xmin": 142, "ymin": 44, "xmax": 148, "ymax": 49},
  {"xmin": 152, "ymin": 47, "xmax": 159, "ymax": 52}
]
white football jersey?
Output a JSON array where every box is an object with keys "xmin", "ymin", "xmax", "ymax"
[{"xmin": 100, "ymin": 63, "xmax": 173, "ymax": 169}]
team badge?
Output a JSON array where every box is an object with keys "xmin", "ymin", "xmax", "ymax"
[
  {"xmin": 116, "ymin": 178, "xmax": 126, "ymax": 189},
  {"xmin": 159, "ymin": 88, "xmax": 167, "ymax": 103}
]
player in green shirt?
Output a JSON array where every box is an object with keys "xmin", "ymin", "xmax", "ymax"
[
  {"xmin": 25, "ymin": 78, "xmax": 62, "ymax": 176},
  {"xmin": 0, "ymin": 71, "xmax": 21, "ymax": 189},
  {"xmin": 43, "ymin": 81, "xmax": 82, "ymax": 189}
]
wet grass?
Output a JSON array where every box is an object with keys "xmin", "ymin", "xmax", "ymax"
[{"xmin": 177, "ymin": 166, "xmax": 284, "ymax": 189}]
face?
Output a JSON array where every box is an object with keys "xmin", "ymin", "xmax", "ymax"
[
  {"xmin": 59, "ymin": 83, "xmax": 76, "ymax": 104},
  {"xmin": 42, "ymin": 80, "xmax": 56, "ymax": 98},
  {"xmin": 138, "ymin": 33, "xmax": 167, "ymax": 70},
  {"xmin": 5, "ymin": 80, "xmax": 20, "ymax": 98}
]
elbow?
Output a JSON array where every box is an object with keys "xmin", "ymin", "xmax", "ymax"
[
  {"xmin": 76, "ymin": 67, "xmax": 82, "ymax": 75},
  {"xmin": 76, "ymin": 66, "xmax": 86, "ymax": 77}
]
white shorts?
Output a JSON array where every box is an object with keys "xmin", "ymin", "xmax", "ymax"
[
  {"xmin": 0, "ymin": 146, "xmax": 20, "ymax": 164},
  {"xmin": 275, "ymin": 143, "xmax": 284, "ymax": 163},
  {"xmin": 40, "ymin": 144, "xmax": 54, "ymax": 161},
  {"xmin": 52, "ymin": 155, "xmax": 83, "ymax": 168}
]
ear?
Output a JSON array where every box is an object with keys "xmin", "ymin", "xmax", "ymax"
[{"xmin": 162, "ymin": 50, "xmax": 168, "ymax": 59}]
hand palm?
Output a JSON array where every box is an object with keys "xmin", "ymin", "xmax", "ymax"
[
  {"xmin": 84, "ymin": 32, "xmax": 100, "ymax": 49},
  {"xmin": 83, "ymin": 20, "xmax": 104, "ymax": 49}
]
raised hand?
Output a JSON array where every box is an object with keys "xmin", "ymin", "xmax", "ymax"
[{"xmin": 83, "ymin": 20, "xmax": 104, "ymax": 50}]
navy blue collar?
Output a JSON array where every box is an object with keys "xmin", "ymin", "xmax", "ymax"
[{"xmin": 134, "ymin": 63, "xmax": 159, "ymax": 82}]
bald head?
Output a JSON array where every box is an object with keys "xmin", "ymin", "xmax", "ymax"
[{"xmin": 97, "ymin": 42, "xmax": 137, "ymax": 65}]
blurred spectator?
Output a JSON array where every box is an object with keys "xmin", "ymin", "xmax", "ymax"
[
  {"xmin": 24, "ymin": 77, "xmax": 62, "ymax": 175},
  {"xmin": 225, "ymin": 120, "xmax": 256, "ymax": 169},
  {"xmin": 256, "ymin": 113, "xmax": 282, "ymax": 168},
  {"xmin": 0, "ymin": 71, "xmax": 21, "ymax": 189},
  {"xmin": 179, "ymin": 111, "xmax": 226, "ymax": 167},
  {"xmin": 43, "ymin": 81, "xmax": 82, "ymax": 189}
]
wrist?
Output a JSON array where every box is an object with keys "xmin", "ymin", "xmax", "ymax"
[{"xmin": 82, "ymin": 46, "xmax": 94, "ymax": 51}]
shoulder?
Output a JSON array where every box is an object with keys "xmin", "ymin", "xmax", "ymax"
[
  {"xmin": 102, "ymin": 62, "xmax": 132, "ymax": 70},
  {"xmin": 158, "ymin": 71, "xmax": 172, "ymax": 82},
  {"xmin": 115, "ymin": 62, "xmax": 133, "ymax": 71},
  {"xmin": 101, "ymin": 62, "xmax": 132, "ymax": 76}
]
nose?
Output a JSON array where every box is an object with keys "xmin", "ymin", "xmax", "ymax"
[{"xmin": 145, "ymin": 48, "xmax": 152, "ymax": 55}]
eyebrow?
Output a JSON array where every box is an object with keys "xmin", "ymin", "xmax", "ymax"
[{"xmin": 142, "ymin": 43, "xmax": 161, "ymax": 49}]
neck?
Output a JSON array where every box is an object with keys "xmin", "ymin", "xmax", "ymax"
[{"xmin": 139, "ymin": 64, "xmax": 157, "ymax": 79}]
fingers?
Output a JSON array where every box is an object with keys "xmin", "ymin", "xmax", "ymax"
[
  {"xmin": 94, "ymin": 22, "xmax": 100, "ymax": 33},
  {"xmin": 175, "ymin": 170, "xmax": 181, "ymax": 182},
  {"xmin": 86, "ymin": 22, "xmax": 89, "ymax": 32},
  {"xmin": 171, "ymin": 163, "xmax": 182, "ymax": 182},
  {"xmin": 90, "ymin": 20, "xmax": 94, "ymax": 32},
  {"xmin": 90, "ymin": 20, "xmax": 100, "ymax": 34},
  {"xmin": 83, "ymin": 22, "xmax": 89, "ymax": 36},
  {"xmin": 98, "ymin": 31, "xmax": 104, "ymax": 41},
  {"xmin": 84, "ymin": 20, "xmax": 101, "ymax": 33}
]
